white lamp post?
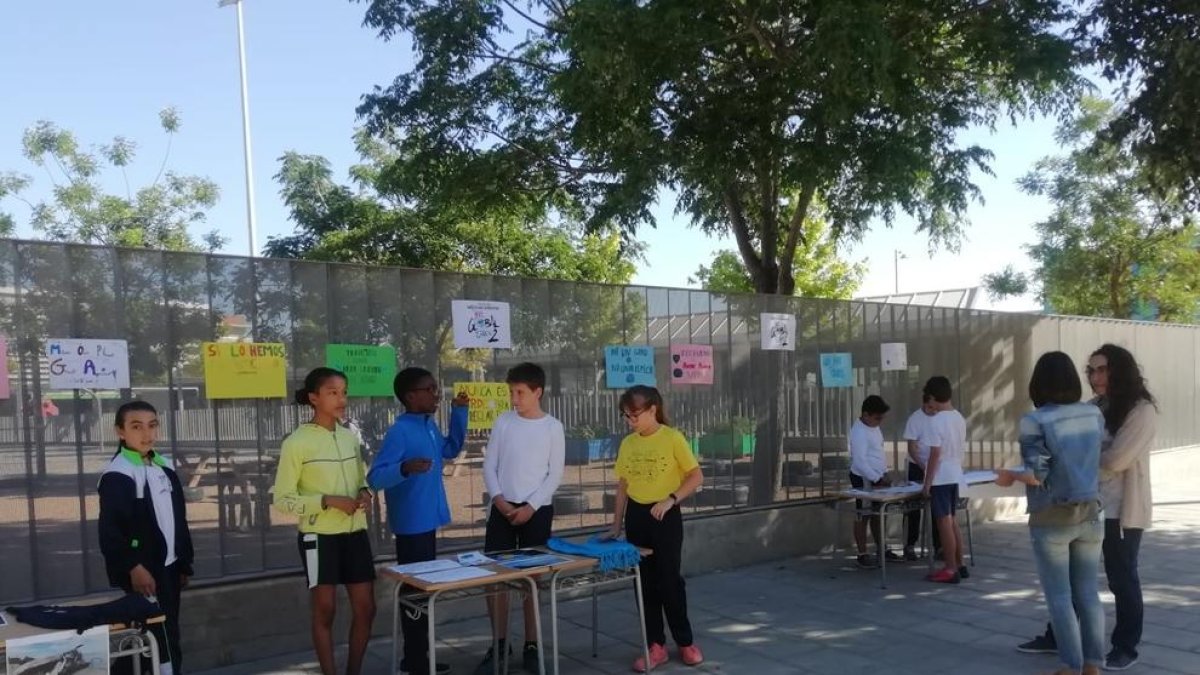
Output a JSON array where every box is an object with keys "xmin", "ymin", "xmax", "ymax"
[{"xmin": 219, "ymin": 0, "xmax": 258, "ymax": 257}]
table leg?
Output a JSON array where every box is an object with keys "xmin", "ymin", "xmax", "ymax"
[
  {"xmin": 147, "ymin": 630, "xmax": 160, "ymax": 675},
  {"xmin": 633, "ymin": 565, "xmax": 651, "ymax": 672},
  {"xmin": 550, "ymin": 571, "xmax": 562, "ymax": 675},
  {"xmin": 522, "ymin": 577, "xmax": 546, "ymax": 675},
  {"xmin": 879, "ymin": 508, "xmax": 888, "ymax": 589},
  {"xmin": 591, "ymin": 584, "xmax": 598, "ymax": 658},
  {"xmin": 428, "ymin": 591, "xmax": 440, "ymax": 675},
  {"xmin": 392, "ymin": 584, "xmax": 402, "ymax": 675},
  {"xmin": 925, "ymin": 500, "xmax": 935, "ymax": 575}
]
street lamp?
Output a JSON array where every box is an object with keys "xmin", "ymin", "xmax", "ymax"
[
  {"xmin": 893, "ymin": 250, "xmax": 907, "ymax": 295},
  {"xmin": 219, "ymin": 0, "xmax": 258, "ymax": 257}
]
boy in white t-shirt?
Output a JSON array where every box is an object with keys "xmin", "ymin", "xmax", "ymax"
[
  {"xmin": 848, "ymin": 395, "xmax": 899, "ymax": 568},
  {"xmin": 903, "ymin": 394, "xmax": 939, "ymax": 560},
  {"xmin": 477, "ymin": 362, "xmax": 565, "ymax": 674},
  {"xmin": 920, "ymin": 376, "xmax": 968, "ymax": 584}
]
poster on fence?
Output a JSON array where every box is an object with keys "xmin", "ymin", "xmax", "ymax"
[
  {"xmin": 819, "ymin": 352, "xmax": 854, "ymax": 388},
  {"xmin": 326, "ymin": 344, "xmax": 396, "ymax": 397},
  {"xmin": 455, "ymin": 382, "xmax": 512, "ymax": 430},
  {"xmin": 46, "ymin": 339, "xmax": 130, "ymax": 390},
  {"xmin": 5, "ymin": 624, "xmax": 110, "ymax": 675},
  {"xmin": 881, "ymin": 342, "xmax": 908, "ymax": 372},
  {"xmin": 605, "ymin": 345, "xmax": 656, "ymax": 388},
  {"xmin": 670, "ymin": 344, "xmax": 714, "ymax": 385},
  {"xmin": 451, "ymin": 300, "xmax": 512, "ymax": 349},
  {"xmin": 760, "ymin": 313, "xmax": 796, "ymax": 351},
  {"xmin": 202, "ymin": 342, "xmax": 287, "ymax": 399},
  {"xmin": 0, "ymin": 336, "xmax": 9, "ymax": 399}
]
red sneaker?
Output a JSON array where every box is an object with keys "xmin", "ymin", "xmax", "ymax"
[
  {"xmin": 927, "ymin": 567, "xmax": 960, "ymax": 584},
  {"xmin": 679, "ymin": 644, "xmax": 704, "ymax": 666},
  {"xmin": 633, "ymin": 644, "xmax": 669, "ymax": 672}
]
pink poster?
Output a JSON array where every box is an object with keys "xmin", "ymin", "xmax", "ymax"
[
  {"xmin": 0, "ymin": 337, "xmax": 9, "ymax": 399},
  {"xmin": 670, "ymin": 344, "xmax": 714, "ymax": 385}
]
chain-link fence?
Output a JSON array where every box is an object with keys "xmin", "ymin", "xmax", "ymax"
[{"xmin": 0, "ymin": 239, "xmax": 1196, "ymax": 603}]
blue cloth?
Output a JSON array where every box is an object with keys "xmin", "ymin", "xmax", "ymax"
[
  {"xmin": 1019, "ymin": 403, "xmax": 1104, "ymax": 515},
  {"xmin": 368, "ymin": 408, "xmax": 468, "ymax": 535},
  {"xmin": 1030, "ymin": 518, "xmax": 1106, "ymax": 670},
  {"xmin": 547, "ymin": 536, "xmax": 641, "ymax": 573}
]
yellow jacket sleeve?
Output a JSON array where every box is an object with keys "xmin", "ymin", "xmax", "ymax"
[{"xmin": 273, "ymin": 436, "xmax": 323, "ymax": 516}]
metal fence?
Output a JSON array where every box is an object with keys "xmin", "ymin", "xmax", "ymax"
[{"xmin": 0, "ymin": 238, "xmax": 1197, "ymax": 603}]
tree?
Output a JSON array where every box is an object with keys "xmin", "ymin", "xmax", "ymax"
[
  {"xmin": 0, "ymin": 108, "xmax": 225, "ymax": 251},
  {"xmin": 984, "ymin": 97, "xmax": 1200, "ymax": 321},
  {"xmin": 265, "ymin": 133, "xmax": 637, "ymax": 284},
  {"xmin": 352, "ymin": 0, "xmax": 1082, "ymax": 295},
  {"xmin": 1080, "ymin": 1, "xmax": 1200, "ymax": 204},
  {"xmin": 692, "ymin": 210, "xmax": 863, "ymax": 299}
]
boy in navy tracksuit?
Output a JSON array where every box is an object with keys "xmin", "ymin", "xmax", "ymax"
[{"xmin": 98, "ymin": 401, "xmax": 194, "ymax": 675}]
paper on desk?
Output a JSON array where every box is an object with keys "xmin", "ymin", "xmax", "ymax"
[
  {"xmin": 0, "ymin": 611, "xmax": 6, "ymax": 626},
  {"xmin": 964, "ymin": 470, "xmax": 999, "ymax": 485},
  {"xmin": 389, "ymin": 559, "xmax": 461, "ymax": 576},
  {"xmin": 415, "ymin": 566, "xmax": 496, "ymax": 584},
  {"xmin": 457, "ymin": 551, "xmax": 496, "ymax": 566}
]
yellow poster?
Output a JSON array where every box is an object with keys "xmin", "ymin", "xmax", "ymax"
[
  {"xmin": 202, "ymin": 341, "xmax": 288, "ymax": 399},
  {"xmin": 456, "ymin": 381, "xmax": 511, "ymax": 430}
]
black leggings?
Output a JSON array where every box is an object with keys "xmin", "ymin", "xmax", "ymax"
[{"xmin": 625, "ymin": 501, "xmax": 694, "ymax": 647}]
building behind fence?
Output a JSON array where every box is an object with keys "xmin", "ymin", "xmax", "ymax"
[{"xmin": 0, "ymin": 238, "xmax": 1196, "ymax": 603}]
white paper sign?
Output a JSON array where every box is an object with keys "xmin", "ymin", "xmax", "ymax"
[
  {"xmin": 452, "ymin": 300, "xmax": 512, "ymax": 349},
  {"xmin": 46, "ymin": 339, "xmax": 130, "ymax": 390},
  {"xmin": 760, "ymin": 313, "xmax": 796, "ymax": 351},
  {"xmin": 881, "ymin": 342, "xmax": 908, "ymax": 371},
  {"xmin": 5, "ymin": 624, "xmax": 110, "ymax": 675}
]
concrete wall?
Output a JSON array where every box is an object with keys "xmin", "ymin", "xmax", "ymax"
[{"xmin": 181, "ymin": 445, "xmax": 1198, "ymax": 671}]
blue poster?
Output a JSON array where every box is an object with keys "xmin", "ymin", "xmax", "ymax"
[
  {"xmin": 819, "ymin": 353, "xmax": 854, "ymax": 388},
  {"xmin": 605, "ymin": 345, "xmax": 656, "ymax": 388}
]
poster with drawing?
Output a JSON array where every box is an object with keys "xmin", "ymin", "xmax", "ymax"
[
  {"xmin": 819, "ymin": 353, "xmax": 854, "ymax": 388},
  {"xmin": 760, "ymin": 313, "xmax": 796, "ymax": 351},
  {"xmin": 46, "ymin": 339, "xmax": 130, "ymax": 390},
  {"xmin": 452, "ymin": 300, "xmax": 512, "ymax": 349},
  {"xmin": 670, "ymin": 344, "xmax": 714, "ymax": 385},
  {"xmin": 604, "ymin": 345, "xmax": 656, "ymax": 388},
  {"xmin": 881, "ymin": 342, "xmax": 908, "ymax": 371},
  {"xmin": 5, "ymin": 624, "xmax": 109, "ymax": 675}
]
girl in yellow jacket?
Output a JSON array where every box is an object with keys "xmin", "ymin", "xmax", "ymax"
[{"xmin": 274, "ymin": 367, "xmax": 375, "ymax": 675}]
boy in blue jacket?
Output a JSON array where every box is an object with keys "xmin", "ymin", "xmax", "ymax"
[{"xmin": 368, "ymin": 367, "xmax": 468, "ymax": 674}]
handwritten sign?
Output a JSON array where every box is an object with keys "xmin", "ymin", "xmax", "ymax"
[
  {"xmin": 881, "ymin": 342, "xmax": 908, "ymax": 371},
  {"xmin": 819, "ymin": 353, "xmax": 854, "ymax": 388},
  {"xmin": 605, "ymin": 345, "xmax": 656, "ymax": 388},
  {"xmin": 202, "ymin": 341, "xmax": 287, "ymax": 399},
  {"xmin": 761, "ymin": 313, "xmax": 796, "ymax": 351},
  {"xmin": 455, "ymin": 381, "xmax": 511, "ymax": 430},
  {"xmin": 326, "ymin": 344, "xmax": 396, "ymax": 397},
  {"xmin": 0, "ymin": 337, "xmax": 9, "ymax": 399},
  {"xmin": 46, "ymin": 339, "xmax": 130, "ymax": 390},
  {"xmin": 670, "ymin": 344, "xmax": 714, "ymax": 385},
  {"xmin": 452, "ymin": 300, "xmax": 513, "ymax": 349}
]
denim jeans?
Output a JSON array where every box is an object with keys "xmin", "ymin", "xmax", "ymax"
[
  {"xmin": 1103, "ymin": 519, "xmax": 1144, "ymax": 656},
  {"xmin": 1030, "ymin": 518, "xmax": 1105, "ymax": 670}
]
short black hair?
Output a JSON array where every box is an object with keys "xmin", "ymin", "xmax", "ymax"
[
  {"xmin": 923, "ymin": 376, "xmax": 953, "ymax": 403},
  {"xmin": 506, "ymin": 362, "xmax": 546, "ymax": 391},
  {"xmin": 1029, "ymin": 351, "xmax": 1083, "ymax": 408},
  {"xmin": 861, "ymin": 395, "xmax": 889, "ymax": 416},
  {"xmin": 115, "ymin": 400, "xmax": 157, "ymax": 427},
  {"xmin": 394, "ymin": 367, "xmax": 434, "ymax": 405},
  {"xmin": 294, "ymin": 367, "xmax": 347, "ymax": 406}
]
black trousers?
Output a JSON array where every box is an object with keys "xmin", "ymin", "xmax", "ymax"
[
  {"xmin": 625, "ymin": 501, "xmax": 693, "ymax": 648},
  {"xmin": 395, "ymin": 531, "xmax": 438, "ymax": 667},
  {"xmin": 905, "ymin": 463, "xmax": 941, "ymax": 550},
  {"xmin": 1041, "ymin": 519, "xmax": 1144, "ymax": 656},
  {"xmin": 113, "ymin": 563, "xmax": 183, "ymax": 675}
]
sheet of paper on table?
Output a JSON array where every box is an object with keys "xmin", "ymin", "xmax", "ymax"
[
  {"xmin": 457, "ymin": 551, "xmax": 496, "ymax": 566},
  {"xmin": 414, "ymin": 566, "xmax": 496, "ymax": 584},
  {"xmin": 389, "ymin": 559, "xmax": 462, "ymax": 576},
  {"xmin": 964, "ymin": 470, "xmax": 999, "ymax": 485}
]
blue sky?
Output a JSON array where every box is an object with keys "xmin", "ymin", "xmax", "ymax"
[{"xmin": 1, "ymin": 0, "xmax": 1071, "ymax": 311}]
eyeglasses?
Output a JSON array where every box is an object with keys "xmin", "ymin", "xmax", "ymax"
[
  {"xmin": 621, "ymin": 408, "xmax": 646, "ymax": 421},
  {"xmin": 1085, "ymin": 365, "xmax": 1108, "ymax": 377}
]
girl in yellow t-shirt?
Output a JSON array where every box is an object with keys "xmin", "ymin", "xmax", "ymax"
[{"xmin": 603, "ymin": 385, "xmax": 704, "ymax": 672}]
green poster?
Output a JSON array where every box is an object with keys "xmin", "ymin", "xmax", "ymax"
[{"xmin": 325, "ymin": 344, "xmax": 397, "ymax": 397}]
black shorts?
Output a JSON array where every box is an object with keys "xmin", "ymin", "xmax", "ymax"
[
  {"xmin": 849, "ymin": 472, "xmax": 881, "ymax": 516},
  {"xmin": 298, "ymin": 530, "xmax": 376, "ymax": 589},
  {"xmin": 484, "ymin": 503, "xmax": 554, "ymax": 552},
  {"xmin": 930, "ymin": 484, "xmax": 959, "ymax": 519}
]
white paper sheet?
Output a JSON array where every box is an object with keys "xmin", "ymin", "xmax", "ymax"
[
  {"xmin": 451, "ymin": 300, "xmax": 512, "ymax": 349},
  {"xmin": 880, "ymin": 342, "xmax": 908, "ymax": 371},
  {"xmin": 388, "ymin": 559, "xmax": 461, "ymax": 576},
  {"xmin": 964, "ymin": 470, "xmax": 999, "ymax": 485},
  {"xmin": 414, "ymin": 566, "xmax": 496, "ymax": 584},
  {"xmin": 761, "ymin": 313, "xmax": 796, "ymax": 351}
]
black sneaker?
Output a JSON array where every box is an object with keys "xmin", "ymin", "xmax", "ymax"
[
  {"xmin": 1015, "ymin": 634, "xmax": 1057, "ymax": 654},
  {"xmin": 402, "ymin": 659, "xmax": 451, "ymax": 674},
  {"xmin": 856, "ymin": 554, "xmax": 878, "ymax": 569},
  {"xmin": 903, "ymin": 547, "xmax": 921, "ymax": 562},
  {"xmin": 522, "ymin": 643, "xmax": 540, "ymax": 674},
  {"xmin": 883, "ymin": 550, "xmax": 903, "ymax": 562},
  {"xmin": 473, "ymin": 643, "xmax": 512, "ymax": 675},
  {"xmin": 1105, "ymin": 649, "xmax": 1139, "ymax": 671},
  {"xmin": 958, "ymin": 565, "xmax": 970, "ymax": 579}
]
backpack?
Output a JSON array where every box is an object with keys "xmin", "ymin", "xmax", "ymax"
[{"xmin": 6, "ymin": 594, "xmax": 161, "ymax": 631}]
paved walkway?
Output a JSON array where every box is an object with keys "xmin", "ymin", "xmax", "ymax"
[{"xmin": 198, "ymin": 503, "xmax": 1200, "ymax": 674}]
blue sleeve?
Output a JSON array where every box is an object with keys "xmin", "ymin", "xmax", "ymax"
[
  {"xmin": 369, "ymin": 424, "xmax": 410, "ymax": 491},
  {"xmin": 1018, "ymin": 413, "xmax": 1051, "ymax": 483},
  {"xmin": 442, "ymin": 406, "xmax": 468, "ymax": 459}
]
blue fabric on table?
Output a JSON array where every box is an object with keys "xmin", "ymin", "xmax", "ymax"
[{"xmin": 547, "ymin": 536, "xmax": 642, "ymax": 573}]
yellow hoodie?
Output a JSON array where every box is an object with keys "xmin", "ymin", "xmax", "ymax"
[{"xmin": 273, "ymin": 423, "xmax": 369, "ymax": 534}]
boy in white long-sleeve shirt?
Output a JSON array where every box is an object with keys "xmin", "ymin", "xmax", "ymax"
[
  {"xmin": 476, "ymin": 362, "xmax": 565, "ymax": 674},
  {"xmin": 848, "ymin": 395, "xmax": 898, "ymax": 568}
]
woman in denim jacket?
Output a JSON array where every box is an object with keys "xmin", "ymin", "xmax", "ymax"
[{"xmin": 997, "ymin": 352, "xmax": 1105, "ymax": 675}]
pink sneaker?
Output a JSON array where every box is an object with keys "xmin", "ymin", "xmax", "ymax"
[
  {"xmin": 679, "ymin": 644, "xmax": 704, "ymax": 666},
  {"xmin": 632, "ymin": 643, "xmax": 669, "ymax": 672}
]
